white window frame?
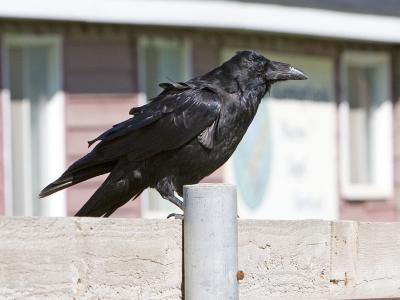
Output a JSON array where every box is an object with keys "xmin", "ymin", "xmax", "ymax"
[
  {"xmin": 1, "ymin": 34, "xmax": 66, "ymax": 216},
  {"xmin": 339, "ymin": 51, "xmax": 393, "ymax": 201},
  {"xmin": 137, "ymin": 36, "xmax": 192, "ymax": 218}
]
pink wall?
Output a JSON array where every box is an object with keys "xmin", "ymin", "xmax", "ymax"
[
  {"xmin": 65, "ymin": 95, "xmax": 141, "ymax": 217},
  {"xmin": 64, "ymin": 34, "xmax": 141, "ymax": 217},
  {"xmin": 339, "ymin": 199, "xmax": 398, "ymax": 221}
]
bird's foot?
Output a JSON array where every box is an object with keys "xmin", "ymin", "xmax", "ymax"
[{"xmin": 167, "ymin": 213, "xmax": 184, "ymax": 220}]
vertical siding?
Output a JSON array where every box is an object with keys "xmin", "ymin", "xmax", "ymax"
[{"xmin": 64, "ymin": 34, "xmax": 141, "ymax": 217}]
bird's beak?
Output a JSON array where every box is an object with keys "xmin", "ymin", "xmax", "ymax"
[{"xmin": 266, "ymin": 61, "xmax": 308, "ymax": 81}]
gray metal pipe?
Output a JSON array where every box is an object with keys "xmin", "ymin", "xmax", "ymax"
[{"xmin": 183, "ymin": 183, "xmax": 238, "ymax": 300}]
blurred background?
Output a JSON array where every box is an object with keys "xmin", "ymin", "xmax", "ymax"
[{"xmin": 0, "ymin": 0, "xmax": 399, "ymax": 220}]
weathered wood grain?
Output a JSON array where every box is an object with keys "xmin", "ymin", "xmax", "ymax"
[
  {"xmin": 0, "ymin": 218, "xmax": 182, "ymax": 299},
  {"xmin": 238, "ymin": 220, "xmax": 331, "ymax": 299},
  {"xmin": 0, "ymin": 218, "xmax": 399, "ymax": 299},
  {"xmin": 331, "ymin": 221, "xmax": 400, "ymax": 299}
]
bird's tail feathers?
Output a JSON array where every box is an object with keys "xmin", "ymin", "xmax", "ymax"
[
  {"xmin": 75, "ymin": 188, "xmax": 143, "ymax": 217},
  {"xmin": 74, "ymin": 168, "xmax": 143, "ymax": 217},
  {"xmin": 39, "ymin": 157, "xmax": 115, "ymax": 198}
]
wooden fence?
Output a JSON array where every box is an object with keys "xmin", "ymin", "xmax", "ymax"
[
  {"xmin": 1, "ymin": 218, "xmax": 399, "ymax": 299},
  {"xmin": 0, "ymin": 184, "xmax": 399, "ymax": 299}
]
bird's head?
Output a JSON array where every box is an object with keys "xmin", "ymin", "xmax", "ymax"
[{"xmin": 223, "ymin": 50, "xmax": 307, "ymax": 88}]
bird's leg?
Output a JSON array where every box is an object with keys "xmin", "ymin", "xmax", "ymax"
[
  {"xmin": 156, "ymin": 182, "xmax": 184, "ymax": 219},
  {"xmin": 165, "ymin": 194, "xmax": 184, "ymax": 219},
  {"xmin": 164, "ymin": 194, "xmax": 184, "ymax": 210},
  {"xmin": 165, "ymin": 195, "xmax": 184, "ymax": 220}
]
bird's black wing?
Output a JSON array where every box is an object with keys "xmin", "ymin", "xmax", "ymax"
[
  {"xmin": 87, "ymin": 81, "xmax": 195, "ymax": 147},
  {"xmin": 92, "ymin": 86, "xmax": 221, "ymax": 161}
]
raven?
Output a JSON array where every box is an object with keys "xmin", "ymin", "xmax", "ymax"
[{"xmin": 39, "ymin": 50, "xmax": 307, "ymax": 217}]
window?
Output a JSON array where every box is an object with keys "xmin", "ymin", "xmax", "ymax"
[
  {"xmin": 138, "ymin": 37, "xmax": 191, "ymax": 217},
  {"xmin": 340, "ymin": 51, "xmax": 393, "ymax": 200},
  {"xmin": 2, "ymin": 35, "xmax": 65, "ymax": 216}
]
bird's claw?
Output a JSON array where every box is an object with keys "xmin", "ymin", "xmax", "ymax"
[{"xmin": 167, "ymin": 213, "xmax": 184, "ymax": 220}]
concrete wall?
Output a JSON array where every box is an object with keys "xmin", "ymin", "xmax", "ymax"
[{"xmin": 0, "ymin": 217, "xmax": 399, "ymax": 299}]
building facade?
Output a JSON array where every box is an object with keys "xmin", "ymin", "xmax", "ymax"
[{"xmin": 0, "ymin": 0, "xmax": 399, "ymax": 220}]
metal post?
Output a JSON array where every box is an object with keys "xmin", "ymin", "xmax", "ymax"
[{"xmin": 184, "ymin": 183, "xmax": 238, "ymax": 300}]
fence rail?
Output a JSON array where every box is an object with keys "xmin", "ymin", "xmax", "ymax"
[{"xmin": 0, "ymin": 216, "xmax": 399, "ymax": 299}]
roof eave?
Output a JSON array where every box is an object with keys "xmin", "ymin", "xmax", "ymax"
[{"xmin": 1, "ymin": 0, "xmax": 400, "ymax": 43}]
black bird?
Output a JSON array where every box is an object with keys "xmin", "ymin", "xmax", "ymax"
[{"xmin": 39, "ymin": 50, "xmax": 307, "ymax": 217}]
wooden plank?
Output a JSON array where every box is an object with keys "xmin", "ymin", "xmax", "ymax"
[
  {"xmin": 0, "ymin": 218, "xmax": 182, "ymax": 299},
  {"xmin": 331, "ymin": 221, "xmax": 400, "ymax": 299},
  {"xmin": 238, "ymin": 220, "xmax": 331, "ymax": 299},
  {"xmin": 0, "ymin": 218, "xmax": 399, "ymax": 299}
]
